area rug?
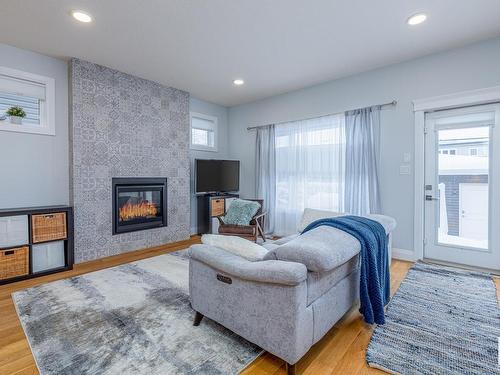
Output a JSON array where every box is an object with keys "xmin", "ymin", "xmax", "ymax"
[
  {"xmin": 12, "ymin": 250, "xmax": 262, "ymax": 374},
  {"xmin": 366, "ymin": 262, "xmax": 500, "ymax": 374}
]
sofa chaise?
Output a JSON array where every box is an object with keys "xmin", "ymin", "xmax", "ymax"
[{"xmin": 189, "ymin": 212, "xmax": 396, "ymax": 374}]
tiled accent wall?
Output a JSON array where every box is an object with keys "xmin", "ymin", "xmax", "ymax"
[{"xmin": 70, "ymin": 59, "xmax": 190, "ymax": 263}]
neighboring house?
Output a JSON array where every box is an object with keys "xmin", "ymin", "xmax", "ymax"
[
  {"xmin": 438, "ymin": 137, "xmax": 488, "ymax": 156},
  {"xmin": 438, "ymin": 138, "xmax": 488, "ymax": 245}
]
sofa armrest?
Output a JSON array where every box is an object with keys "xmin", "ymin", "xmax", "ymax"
[{"xmin": 188, "ymin": 244, "xmax": 307, "ymax": 286}]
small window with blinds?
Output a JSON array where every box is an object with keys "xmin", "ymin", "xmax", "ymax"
[
  {"xmin": 0, "ymin": 92, "xmax": 41, "ymax": 125},
  {"xmin": 190, "ymin": 112, "xmax": 218, "ymax": 152},
  {"xmin": 0, "ymin": 67, "xmax": 55, "ymax": 135}
]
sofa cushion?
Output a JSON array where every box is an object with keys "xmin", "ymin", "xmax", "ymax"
[
  {"xmin": 306, "ymin": 255, "xmax": 359, "ymax": 305},
  {"xmin": 297, "ymin": 208, "xmax": 346, "ymax": 232},
  {"xmin": 222, "ymin": 199, "xmax": 261, "ymax": 225},
  {"xmin": 263, "ymin": 226, "xmax": 361, "ymax": 272},
  {"xmin": 201, "ymin": 234, "xmax": 268, "ymax": 261},
  {"xmin": 189, "ymin": 244, "xmax": 307, "ymax": 285},
  {"xmin": 297, "ymin": 208, "xmax": 396, "ymax": 234},
  {"xmin": 365, "ymin": 214, "xmax": 397, "ymax": 233}
]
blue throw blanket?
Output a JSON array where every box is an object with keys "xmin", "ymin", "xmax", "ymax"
[{"xmin": 302, "ymin": 216, "xmax": 390, "ymax": 324}]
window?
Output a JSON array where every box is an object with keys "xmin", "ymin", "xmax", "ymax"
[
  {"xmin": 469, "ymin": 148, "xmax": 478, "ymax": 156},
  {"xmin": 274, "ymin": 113, "xmax": 345, "ymax": 235},
  {"xmin": 190, "ymin": 112, "xmax": 217, "ymax": 151},
  {"xmin": 0, "ymin": 66, "xmax": 55, "ymax": 135},
  {"xmin": 440, "ymin": 148, "xmax": 456, "ymax": 155},
  {"xmin": 0, "ymin": 93, "xmax": 40, "ymax": 125}
]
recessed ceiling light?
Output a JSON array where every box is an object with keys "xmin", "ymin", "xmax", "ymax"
[
  {"xmin": 71, "ymin": 10, "xmax": 93, "ymax": 23},
  {"xmin": 233, "ymin": 79, "xmax": 245, "ymax": 86},
  {"xmin": 407, "ymin": 13, "xmax": 427, "ymax": 26}
]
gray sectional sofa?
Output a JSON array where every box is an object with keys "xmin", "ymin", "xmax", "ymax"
[{"xmin": 189, "ymin": 214, "xmax": 396, "ymax": 374}]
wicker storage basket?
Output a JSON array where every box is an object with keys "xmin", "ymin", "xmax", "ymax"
[
  {"xmin": 211, "ymin": 199, "xmax": 225, "ymax": 217},
  {"xmin": 32, "ymin": 212, "xmax": 67, "ymax": 243},
  {"xmin": 0, "ymin": 246, "xmax": 29, "ymax": 280}
]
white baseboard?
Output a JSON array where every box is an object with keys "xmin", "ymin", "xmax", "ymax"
[{"xmin": 392, "ymin": 247, "xmax": 418, "ymax": 262}]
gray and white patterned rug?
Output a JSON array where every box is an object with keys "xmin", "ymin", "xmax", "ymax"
[
  {"xmin": 367, "ymin": 262, "xmax": 500, "ymax": 375},
  {"xmin": 12, "ymin": 250, "xmax": 262, "ymax": 375}
]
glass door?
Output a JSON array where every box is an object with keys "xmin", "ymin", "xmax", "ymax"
[{"xmin": 424, "ymin": 104, "xmax": 500, "ymax": 270}]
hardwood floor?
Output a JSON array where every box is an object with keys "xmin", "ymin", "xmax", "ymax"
[
  {"xmin": 242, "ymin": 260, "xmax": 414, "ymax": 375},
  {"xmin": 0, "ymin": 236, "xmax": 199, "ymax": 375},
  {"xmin": 0, "ymin": 237, "xmax": 498, "ymax": 375}
]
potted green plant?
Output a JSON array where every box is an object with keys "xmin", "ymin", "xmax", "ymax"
[{"xmin": 6, "ymin": 106, "xmax": 27, "ymax": 125}]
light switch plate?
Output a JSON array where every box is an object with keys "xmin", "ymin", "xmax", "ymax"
[
  {"xmin": 400, "ymin": 165, "xmax": 411, "ymax": 175},
  {"xmin": 403, "ymin": 152, "xmax": 411, "ymax": 163}
]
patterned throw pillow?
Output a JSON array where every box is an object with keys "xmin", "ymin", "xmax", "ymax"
[{"xmin": 222, "ymin": 199, "xmax": 261, "ymax": 226}]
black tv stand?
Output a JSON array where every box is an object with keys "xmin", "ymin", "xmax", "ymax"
[{"xmin": 196, "ymin": 193, "xmax": 239, "ymax": 234}]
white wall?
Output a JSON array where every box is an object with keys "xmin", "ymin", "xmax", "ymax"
[
  {"xmin": 227, "ymin": 37, "xmax": 500, "ymax": 254},
  {"xmin": 189, "ymin": 96, "xmax": 229, "ymax": 233},
  {"xmin": 0, "ymin": 44, "xmax": 69, "ymax": 209}
]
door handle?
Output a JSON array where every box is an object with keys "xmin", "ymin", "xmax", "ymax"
[{"xmin": 425, "ymin": 195, "xmax": 439, "ymax": 201}]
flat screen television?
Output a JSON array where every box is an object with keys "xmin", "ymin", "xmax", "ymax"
[{"xmin": 195, "ymin": 159, "xmax": 240, "ymax": 194}]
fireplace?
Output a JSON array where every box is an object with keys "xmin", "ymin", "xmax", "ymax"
[{"xmin": 112, "ymin": 178, "xmax": 167, "ymax": 234}]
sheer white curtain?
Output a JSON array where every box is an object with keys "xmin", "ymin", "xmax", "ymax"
[
  {"xmin": 274, "ymin": 114, "xmax": 345, "ymax": 236},
  {"xmin": 255, "ymin": 125, "xmax": 276, "ymax": 234}
]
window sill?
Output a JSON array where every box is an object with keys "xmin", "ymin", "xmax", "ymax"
[{"xmin": 0, "ymin": 121, "xmax": 55, "ymax": 136}]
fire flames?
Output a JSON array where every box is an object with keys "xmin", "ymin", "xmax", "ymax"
[{"xmin": 119, "ymin": 201, "xmax": 158, "ymax": 221}]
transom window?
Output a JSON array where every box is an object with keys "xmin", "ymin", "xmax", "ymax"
[{"xmin": 190, "ymin": 112, "xmax": 218, "ymax": 152}]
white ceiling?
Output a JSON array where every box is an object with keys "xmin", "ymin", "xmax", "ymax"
[{"xmin": 1, "ymin": 1, "xmax": 500, "ymax": 107}]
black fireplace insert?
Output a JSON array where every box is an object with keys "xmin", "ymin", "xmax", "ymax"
[{"xmin": 112, "ymin": 177, "xmax": 167, "ymax": 235}]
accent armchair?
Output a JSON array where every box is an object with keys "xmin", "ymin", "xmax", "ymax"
[{"xmin": 216, "ymin": 198, "xmax": 267, "ymax": 242}]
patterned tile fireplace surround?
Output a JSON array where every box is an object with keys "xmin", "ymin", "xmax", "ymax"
[{"xmin": 70, "ymin": 59, "xmax": 190, "ymax": 263}]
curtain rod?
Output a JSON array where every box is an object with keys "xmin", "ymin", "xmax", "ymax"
[{"xmin": 246, "ymin": 100, "xmax": 397, "ymax": 131}]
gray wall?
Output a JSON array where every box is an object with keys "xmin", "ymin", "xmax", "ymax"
[
  {"xmin": 227, "ymin": 37, "xmax": 500, "ymax": 253},
  {"xmin": 0, "ymin": 43, "xmax": 69, "ymax": 208},
  {"xmin": 70, "ymin": 59, "xmax": 191, "ymax": 263},
  {"xmin": 188, "ymin": 96, "xmax": 229, "ymax": 234}
]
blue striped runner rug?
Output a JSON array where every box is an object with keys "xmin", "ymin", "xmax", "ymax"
[{"xmin": 367, "ymin": 262, "xmax": 500, "ymax": 374}]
